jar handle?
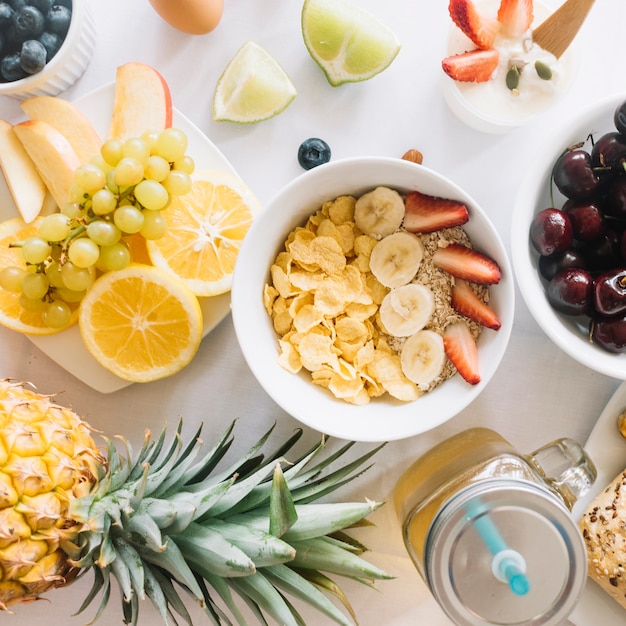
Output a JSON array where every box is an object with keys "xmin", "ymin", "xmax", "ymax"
[{"xmin": 529, "ymin": 438, "xmax": 597, "ymax": 509}]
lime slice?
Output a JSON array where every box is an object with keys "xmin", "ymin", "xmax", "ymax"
[
  {"xmin": 212, "ymin": 40, "xmax": 297, "ymax": 123},
  {"xmin": 301, "ymin": 0, "xmax": 401, "ymax": 87}
]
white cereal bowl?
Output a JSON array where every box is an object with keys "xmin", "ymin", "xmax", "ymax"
[
  {"xmin": 511, "ymin": 93, "xmax": 626, "ymax": 379},
  {"xmin": 0, "ymin": 1, "xmax": 96, "ymax": 99},
  {"xmin": 231, "ymin": 157, "xmax": 515, "ymax": 442}
]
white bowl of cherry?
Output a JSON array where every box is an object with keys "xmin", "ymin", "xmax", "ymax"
[{"xmin": 512, "ymin": 93, "xmax": 626, "ymax": 378}]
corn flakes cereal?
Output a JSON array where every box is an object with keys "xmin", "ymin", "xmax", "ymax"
[{"xmin": 265, "ymin": 190, "xmax": 492, "ymax": 405}]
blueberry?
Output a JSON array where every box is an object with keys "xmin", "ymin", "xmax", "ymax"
[
  {"xmin": 44, "ymin": 4, "xmax": 70, "ymax": 36},
  {"xmin": 12, "ymin": 5, "xmax": 45, "ymax": 40},
  {"xmin": 27, "ymin": 0, "xmax": 53, "ymax": 13},
  {"xmin": 1, "ymin": 50, "xmax": 27, "ymax": 81},
  {"xmin": 51, "ymin": 0, "xmax": 72, "ymax": 8},
  {"xmin": 20, "ymin": 37, "xmax": 45, "ymax": 72},
  {"xmin": 0, "ymin": 3, "xmax": 14, "ymax": 28},
  {"xmin": 8, "ymin": 0, "xmax": 28, "ymax": 10},
  {"xmin": 297, "ymin": 138, "xmax": 331, "ymax": 170},
  {"xmin": 38, "ymin": 29, "xmax": 60, "ymax": 58}
]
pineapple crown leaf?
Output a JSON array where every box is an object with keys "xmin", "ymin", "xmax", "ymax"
[{"xmin": 269, "ymin": 462, "xmax": 297, "ymax": 538}]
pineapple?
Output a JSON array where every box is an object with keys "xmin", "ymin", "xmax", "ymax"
[{"xmin": 0, "ymin": 379, "xmax": 390, "ymax": 625}]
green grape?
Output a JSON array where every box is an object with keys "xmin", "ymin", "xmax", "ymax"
[
  {"xmin": 140, "ymin": 210, "xmax": 167, "ymax": 240},
  {"xmin": 99, "ymin": 242, "xmax": 131, "ymax": 271},
  {"xmin": 44, "ymin": 261, "xmax": 65, "ymax": 288},
  {"xmin": 69, "ymin": 182, "xmax": 89, "ymax": 203},
  {"xmin": 20, "ymin": 294, "xmax": 46, "ymax": 312},
  {"xmin": 163, "ymin": 170, "xmax": 192, "ymax": 196},
  {"xmin": 74, "ymin": 163, "xmax": 107, "ymax": 194},
  {"xmin": 55, "ymin": 287, "xmax": 86, "ymax": 303},
  {"xmin": 101, "ymin": 138, "xmax": 124, "ymax": 166},
  {"xmin": 68, "ymin": 238, "xmax": 100, "ymax": 268},
  {"xmin": 0, "ymin": 266, "xmax": 27, "ymax": 292},
  {"xmin": 134, "ymin": 179, "xmax": 169, "ymax": 210},
  {"xmin": 61, "ymin": 262, "xmax": 94, "ymax": 292},
  {"xmin": 92, "ymin": 188, "xmax": 118, "ymax": 216},
  {"xmin": 122, "ymin": 137, "xmax": 150, "ymax": 163},
  {"xmin": 39, "ymin": 214, "xmax": 72, "ymax": 242},
  {"xmin": 22, "ymin": 272, "xmax": 49, "ymax": 300},
  {"xmin": 86, "ymin": 220, "xmax": 121, "ymax": 247},
  {"xmin": 21, "ymin": 237, "xmax": 52, "ymax": 264},
  {"xmin": 42, "ymin": 300, "xmax": 72, "ymax": 329},
  {"xmin": 142, "ymin": 129, "xmax": 159, "ymax": 152},
  {"xmin": 61, "ymin": 202, "xmax": 84, "ymax": 219},
  {"xmin": 174, "ymin": 155, "xmax": 195, "ymax": 174},
  {"xmin": 156, "ymin": 128, "xmax": 187, "ymax": 162},
  {"xmin": 114, "ymin": 205, "xmax": 145, "ymax": 234},
  {"xmin": 144, "ymin": 155, "xmax": 170, "ymax": 182},
  {"xmin": 114, "ymin": 157, "xmax": 144, "ymax": 187},
  {"xmin": 90, "ymin": 154, "xmax": 113, "ymax": 174},
  {"xmin": 106, "ymin": 169, "xmax": 121, "ymax": 194}
]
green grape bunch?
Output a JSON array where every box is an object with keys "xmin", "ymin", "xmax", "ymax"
[{"xmin": 0, "ymin": 127, "xmax": 195, "ymax": 330}]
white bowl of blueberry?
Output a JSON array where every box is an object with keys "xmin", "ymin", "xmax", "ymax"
[
  {"xmin": 512, "ymin": 92, "xmax": 626, "ymax": 378},
  {"xmin": 0, "ymin": 0, "xmax": 95, "ymax": 99}
]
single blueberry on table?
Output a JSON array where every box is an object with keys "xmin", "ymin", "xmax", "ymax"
[{"xmin": 297, "ymin": 138, "xmax": 331, "ymax": 170}]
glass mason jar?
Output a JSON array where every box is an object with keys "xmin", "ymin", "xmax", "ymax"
[{"xmin": 393, "ymin": 427, "xmax": 597, "ymax": 626}]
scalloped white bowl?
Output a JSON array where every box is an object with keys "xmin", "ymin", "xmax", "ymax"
[
  {"xmin": 0, "ymin": 1, "xmax": 95, "ymax": 99},
  {"xmin": 231, "ymin": 157, "xmax": 515, "ymax": 442},
  {"xmin": 511, "ymin": 93, "xmax": 626, "ymax": 378}
]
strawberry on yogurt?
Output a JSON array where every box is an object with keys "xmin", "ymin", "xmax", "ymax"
[{"xmin": 442, "ymin": 0, "xmax": 576, "ymax": 131}]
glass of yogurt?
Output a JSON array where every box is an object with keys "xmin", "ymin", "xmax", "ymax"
[{"xmin": 442, "ymin": 0, "xmax": 578, "ymax": 133}]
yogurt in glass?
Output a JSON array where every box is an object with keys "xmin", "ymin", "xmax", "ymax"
[{"xmin": 442, "ymin": 0, "xmax": 577, "ymax": 133}]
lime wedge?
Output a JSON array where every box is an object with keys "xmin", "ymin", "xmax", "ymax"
[
  {"xmin": 301, "ymin": 0, "xmax": 401, "ymax": 87},
  {"xmin": 212, "ymin": 40, "xmax": 297, "ymax": 123}
]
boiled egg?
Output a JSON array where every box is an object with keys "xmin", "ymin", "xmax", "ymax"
[{"xmin": 148, "ymin": 0, "xmax": 224, "ymax": 35}]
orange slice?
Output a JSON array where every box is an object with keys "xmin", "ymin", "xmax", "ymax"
[
  {"xmin": 78, "ymin": 264, "xmax": 203, "ymax": 382},
  {"xmin": 146, "ymin": 170, "xmax": 262, "ymax": 296},
  {"xmin": 0, "ymin": 217, "xmax": 78, "ymax": 335}
]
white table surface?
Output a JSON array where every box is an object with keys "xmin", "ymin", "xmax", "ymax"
[{"xmin": 1, "ymin": 1, "xmax": 626, "ymax": 624}]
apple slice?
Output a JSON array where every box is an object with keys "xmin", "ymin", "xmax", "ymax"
[
  {"xmin": 0, "ymin": 119, "xmax": 47, "ymax": 223},
  {"xmin": 20, "ymin": 96, "xmax": 102, "ymax": 166},
  {"xmin": 108, "ymin": 62, "xmax": 173, "ymax": 141},
  {"xmin": 14, "ymin": 120, "xmax": 81, "ymax": 210}
]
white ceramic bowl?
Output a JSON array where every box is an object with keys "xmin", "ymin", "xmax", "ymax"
[
  {"xmin": 0, "ymin": 1, "xmax": 96, "ymax": 99},
  {"xmin": 511, "ymin": 93, "xmax": 626, "ymax": 378},
  {"xmin": 231, "ymin": 157, "xmax": 515, "ymax": 442}
]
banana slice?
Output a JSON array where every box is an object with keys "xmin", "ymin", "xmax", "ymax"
[
  {"xmin": 369, "ymin": 231, "xmax": 424, "ymax": 288},
  {"xmin": 400, "ymin": 330, "xmax": 446, "ymax": 387},
  {"xmin": 379, "ymin": 283, "xmax": 435, "ymax": 337},
  {"xmin": 354, "ymin": 186, "xmax": 405, "ymax": 239}
]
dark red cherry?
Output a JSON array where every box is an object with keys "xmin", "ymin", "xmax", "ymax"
[
  {"xmin": 553, "ymin": 149, "xmax": 601, "ymax": 200},
  {"xmin": 530, "ymin": 208, "xmax": 574, "ymax": 256},
  {"xmin": 615, "ymin": 99, "xmax": 626, "ymax": 135},
  {"xmin": 579, "ymin": 229, "xmax": 621, "ymax": 271},
  {"xmin": 546, "ymin": 268, "xmax": 593, "ymax": 315},
  {"xmin": 538, "ymin": 249, "xmax": 587, "ymax": 281},
  {"xmin": 590, "ymin": 315, "xmax": 626, "ymax": 353},
  {"xmin": 590, "ymin": 132, "xmax": 626, "ymax": 172},
  {"xmin": 602, "ymin": 176, "xmax": 626, "ymax": 220},
  {"xmin": 593, "ymin": 269, "xmax": 626, "ymax": 317},
  {"xmin": 562, "ymin": 199, "xmax": 605, "ymax": 241}
]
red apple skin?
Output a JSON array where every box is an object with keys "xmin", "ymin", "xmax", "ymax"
[{"xmin": 108, "ymin": 62, "xmax": 173, "ymax": 141}]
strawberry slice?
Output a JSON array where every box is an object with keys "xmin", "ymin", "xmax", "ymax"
[
  {"xmin": 451, "ymin": 278, "xmax": 501, "ymax": 330},
  {"xmin": 443, "ymin": 321, "xmax": 481, "ymax": 385},
  {"xmin": 442, "ymin": 49, "xmax": 499, "ymax": 83},
  {"xmin": 497, "ymin": 0, "xmax": 533, "ymax": 37},
  {"xmin": 404, "ymin": 191, "xmax": 469, "ymax": 234},
  {"xmin": 433, "ymin": 243, "xmax": 502, "ymax": 285},
  {"xmin": 449, "ymin": 0, "xmax": 501, "ymax": 49}
]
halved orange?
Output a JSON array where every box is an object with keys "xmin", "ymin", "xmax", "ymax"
[
  {"xmin": 146, "ymin": 170, "xmax": 262, "ymax": 296},
  {"xmin": 0, "ymin": 217, "xmax": 78, "ymax": 335},
  {"xmin": 78, "ymin": 264, "xmax": 203, "ymax": 382}
]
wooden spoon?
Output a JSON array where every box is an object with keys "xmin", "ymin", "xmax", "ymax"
[{"xmin": 532, "ymin": 0, "xmax": 594, "ymax": 59}]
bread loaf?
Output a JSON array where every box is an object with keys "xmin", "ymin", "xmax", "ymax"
[{"xmin": 578, "ymin": 469, "xmax": 626, "ymax": 609}]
